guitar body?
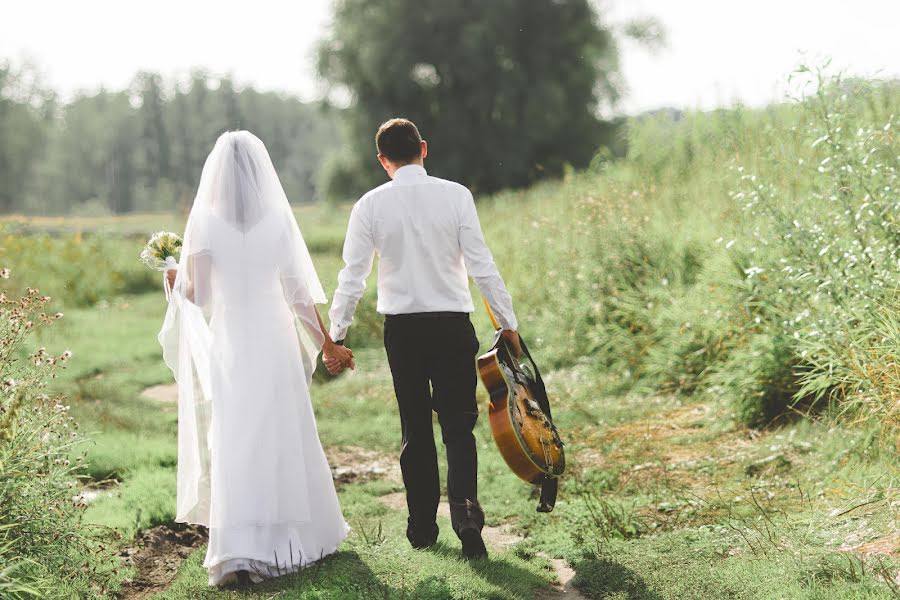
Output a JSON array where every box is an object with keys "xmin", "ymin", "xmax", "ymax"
[{"xmin": 477, "ymin": 344, "xmax": 565, "ymax": 485}]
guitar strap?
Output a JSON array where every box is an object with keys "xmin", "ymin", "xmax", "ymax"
[{"xmin": 518, "ymin": 336, "xmax": 559, "ymax": 513}]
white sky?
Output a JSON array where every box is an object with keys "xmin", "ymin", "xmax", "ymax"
[{"xmin": 2, "ymin": 0, "xmax": 899, "ymax": 115}]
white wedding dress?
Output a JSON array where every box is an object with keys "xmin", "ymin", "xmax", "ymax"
[{"xmin": 159, "ymin": 131, "xmax": 349, "ymax": 585}]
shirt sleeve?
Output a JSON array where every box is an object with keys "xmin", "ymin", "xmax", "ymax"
[
  {"xmin": 458, "ymin": 189, "xmax": 518, "ymax": 331},
  {"xmin": 328, "ymin": 199, "xmax": 376, "ymax": 341}
]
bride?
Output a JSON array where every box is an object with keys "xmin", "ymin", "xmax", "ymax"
[{"xmin": 158, "ymin": 131, "xmax": 353, "ymax": 586}]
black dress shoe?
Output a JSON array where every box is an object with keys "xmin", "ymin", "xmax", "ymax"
[
  {"xmin": 459, "ymin": 524, "xmax": 487, "ymax": 560},
  {"xmin": 407, "ymin": 520, "xmax": 439, "ymax": 549}
]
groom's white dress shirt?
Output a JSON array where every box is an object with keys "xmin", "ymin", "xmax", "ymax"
[{"xmin": 329, "ymin": 164, "xmax": 518, "ymax": 342}]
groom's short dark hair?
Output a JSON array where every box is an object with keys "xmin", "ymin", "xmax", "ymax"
[{"xmin": 376, "ymin": 118, "xmax": 423, "ymax": 164}]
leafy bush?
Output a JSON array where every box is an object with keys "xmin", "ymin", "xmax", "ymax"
[{"xmin": 0, "ymin": 270, "xmax": 119, "ymax": 598}]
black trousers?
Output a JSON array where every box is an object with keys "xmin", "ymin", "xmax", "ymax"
[{"xmin": 383, "ymin": 312, "xmax": 485, "ymax": 536}]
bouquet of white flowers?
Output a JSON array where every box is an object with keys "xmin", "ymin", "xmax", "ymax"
[{"xmin": 140, "ymin": 231, "xmax": 183, "ymax": 300}]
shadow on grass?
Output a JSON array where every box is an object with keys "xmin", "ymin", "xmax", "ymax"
[
  {"xmin": 572, "ymin": 555, "xmax": 662, "ymax": 600},
  {"xmin": 158, "ymin": 526, "xmax": 553, "ymax": 599},
  {"xmin": 425, "ymin": 540, "xmax": 550, "ymax": 596},
  {"xmin": 218, "ymin": 550, "xmax": 397, "ymax": 598},
  {"xmin": 225, "ymin": 541, "xmax": 552, "ymax": 599}
]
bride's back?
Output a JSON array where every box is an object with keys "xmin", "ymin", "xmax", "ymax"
[{"xmin": 205, "ymin": 212, "xmax": 290, "ymax": 312}]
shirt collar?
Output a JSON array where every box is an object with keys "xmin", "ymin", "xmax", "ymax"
[{"xmin": 393, "ymin": 164, "xmax": 427, "ymax": 180}]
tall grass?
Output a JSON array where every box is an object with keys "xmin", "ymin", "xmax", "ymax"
[{"xmin": 482, "ymin": 69, "xmax": 899, "ymax": 432}]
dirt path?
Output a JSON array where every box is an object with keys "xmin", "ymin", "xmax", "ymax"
[
  {"xmin": 140, "ymin": 384, "xmax": 177, "ymax": 403},
  {"xmin": 534, "ymin": 559, "xmax": 582, "ymax": 600}
]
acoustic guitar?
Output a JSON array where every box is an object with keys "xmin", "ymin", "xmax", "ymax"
[{"xmin": 477, "ymin": 300, "xmax": 564, "ymax": 512}]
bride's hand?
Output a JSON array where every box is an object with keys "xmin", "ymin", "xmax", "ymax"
[{"xmin": 166, "ymin": 267, "xmax": 177, "ymax": 290}]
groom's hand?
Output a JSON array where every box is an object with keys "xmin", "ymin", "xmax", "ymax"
[
  {"xmin": 323, "ymin": 342, "xmax": 354, "ymax": 375},
  {"xmin": 324, "ymin": 356, "xmax": 343, "ymax": 375},
  {"xmin": 501, "ymin": 329, "xmax": 522, "ymax": 359}
]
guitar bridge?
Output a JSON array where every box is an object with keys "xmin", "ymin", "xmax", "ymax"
[{"xmin": 540, "ymin": 437, "xmax": 553, "ymax": 471}]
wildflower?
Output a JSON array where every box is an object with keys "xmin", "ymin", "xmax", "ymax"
[
  {"xmin": 0, "ymin": 267, "xmax": 9, "ymax": 278},
  {"xmin": 744, "ymin": 266, "xmax": 765, "ymax": 278},
  {"xmin": 61, "ymin": 350, "xmax": 72, "ymax": 361},
  {"xmin": 54, "ymin": 312, "xmax": 64, "ymax": 320}
]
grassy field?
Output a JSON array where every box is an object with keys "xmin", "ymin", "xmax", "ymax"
[
  {"xmin": 2, "ymin": 72, "xmax": 898, "ymax": 598},
  {"xmin": 23, "ymin": 286, "xmax": 900, "ymax": 599}
]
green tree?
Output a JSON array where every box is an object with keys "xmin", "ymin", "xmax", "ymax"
[
  {"xmin": 134, "ymin": 72, "xmax": 171, "ymax": 181},
  {"xmin": 317, "ymin": 0, "xmax": 642, "ymax": 200},
  {"xmin": 46, "ymin": 91, "xmax": 138, "ymax": 213},
  {"xmin": 0, "ymin": 62, "xmax": 54, "ymax": 213}
]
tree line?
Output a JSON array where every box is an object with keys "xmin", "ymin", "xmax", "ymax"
[
  {"xmin": 0, "ymin": 65, "xmax": 338, "ymax": 215},
  {"xmin": 2, "ymin": 0, "xmax": 660, "ymax": 214}
]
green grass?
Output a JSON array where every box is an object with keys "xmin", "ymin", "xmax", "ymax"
[
  {"xmin": 85, "ymin": 467, "xmax": 177, "ymax": 539},
  {"xmin": 17, "ymin": 269, "xmax": 896, "ymax": 599}
]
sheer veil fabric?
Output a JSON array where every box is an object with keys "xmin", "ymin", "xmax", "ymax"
[{"xmin": 158, "ymin": 131, "xmax": 349, "ymax": 584}]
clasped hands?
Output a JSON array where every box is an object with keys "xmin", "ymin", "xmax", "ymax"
[{"xmin": 323, "ymin": 340, "xmax": 354, "ymax": 375}]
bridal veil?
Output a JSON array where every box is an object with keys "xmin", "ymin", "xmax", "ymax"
[{"xmin": 158, "ymin": 131, "xmax": 327, "ymax": 527}]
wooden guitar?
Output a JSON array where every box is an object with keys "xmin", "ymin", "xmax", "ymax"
[{"xmin": 477, "ymin": 300, "xmax": 564, "ymax": 512}]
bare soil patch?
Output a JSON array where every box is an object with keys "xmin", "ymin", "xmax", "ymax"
[
  {"xmin": 117, "ymin": 523, "xmax": 207, "ymax": 599},
  {"xmin": 534, "ymin": 557, "xmax": 588, "ymax": 600},
  {"xmin": 325, "ymin": 445, "xmax": 402, "ymax": 485},
  {"xmin": 848, "ymin": 533, "xmax": 900, "ymax": 557},
  {"xmin": 140, "ymin": 383, "xmax": 177, "ymax": 409}
]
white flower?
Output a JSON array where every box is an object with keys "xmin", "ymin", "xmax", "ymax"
[
  {"xmin": 744, "ymin": 266, "xmax": 765, "ymax": 277},
  {"xmin": 0, "ymin": 268, "xmax": 9, "ymax": 279}
]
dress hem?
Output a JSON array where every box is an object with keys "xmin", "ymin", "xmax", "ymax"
[{"xmin": 205, "ymin": 521, "xmax": 351, "ymax": 587}]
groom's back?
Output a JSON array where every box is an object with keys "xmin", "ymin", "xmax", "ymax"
[{"xmin": 360, "ymin": 165, "xmax": 475, "ymax": 315}]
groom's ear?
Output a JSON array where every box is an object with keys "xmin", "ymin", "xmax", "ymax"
[
  {"xmin": 377, "ymin": 154, "xmax": 391, "ymax": 172},
  {"xmin": 420, "ymin": 140, "xmax": 428, "ymax": 160}
]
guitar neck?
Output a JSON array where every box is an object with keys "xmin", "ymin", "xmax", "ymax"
[{"xmin": 481, "ymin": 296, "xmax": 501, "ymax": 331}]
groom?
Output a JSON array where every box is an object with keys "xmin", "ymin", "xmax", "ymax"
[{"xmin": 326, "ymin": 118, "xmax": 521, "ymax": 560}]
